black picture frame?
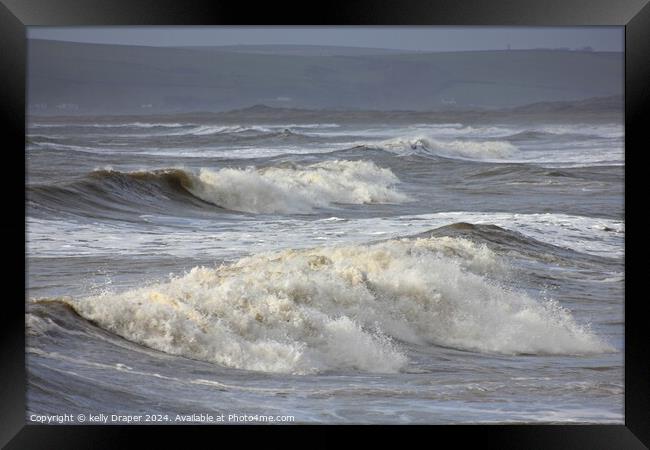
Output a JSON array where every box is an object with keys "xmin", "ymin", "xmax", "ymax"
[{"xmin": 2, "ymin": 0, "xmax": 647, "ymax": 447}]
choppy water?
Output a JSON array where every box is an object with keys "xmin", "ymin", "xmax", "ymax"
[{"xmin": 26, "ymin": 113, "xmax": 624, "ymax": 423}]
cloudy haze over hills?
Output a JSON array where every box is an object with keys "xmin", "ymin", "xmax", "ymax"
[{"xmin": 27, "ymin": 28, "xmax": 623, "ymax": 115}]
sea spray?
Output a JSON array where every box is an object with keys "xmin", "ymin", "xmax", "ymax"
[
  {"xmin": 63, "ymin": 236, "xmax": 612, "ymax": 374},
  {"xmin": 185, "ymin": 160, "xmax": 409, "ymax": 213}
]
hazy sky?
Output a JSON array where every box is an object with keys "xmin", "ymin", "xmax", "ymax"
[{"xmin": 28, "ymin": 26, "xmax": 624, "ymax": 52}]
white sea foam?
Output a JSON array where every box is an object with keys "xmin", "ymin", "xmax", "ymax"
[
  {"xmin": 538, "ymin": 124, "xmax": 624, "ymax": 139},
  {"xmin": 184, "ymin": 160, "xmax": 409, "ymax": 213},
  {"xmin": 30, "ymin": 122, "xmax": 188, "ymax": 128},
  {"xmin": 62, "ymin": 237, "xmax": 612, "ymax": 374},
  {"xmin": 164, "ymin": 124, "xmax": 339, "ymax": 136},
  {"xmin": 111, "ymin": 122, "xmax": 187, "ymax": 128},
  {"xmin": 370, "ymin": 136, "xmax": 518, "ymax": 160},
  {"xmin": 28, "ymin": 120, "xmax": 623, "ymax": 166},
  {"xmin": 167, "ymin": 125, "xmax": 272, "ymax": 136},
  {"xmin": 26, "ymin": 211, "xmax": 624, "ymax": 260},
  {"xmin": 283, "ymin": 123, "xmax": 341, "ymax": 129},
  {"xmin": 362, "ymin": 132, "xmax": 623, "ymax": 167}
]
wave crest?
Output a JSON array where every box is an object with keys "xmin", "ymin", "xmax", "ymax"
[
  {"xmin": 29, "ymin": 161, "xmax": 408, "ymax": 216},
  {"xmin": 369, "ymin": 136, "xmax": 518, "ymax": 160},
  {"xmin": 59, "ymin": 236, "xmax": 612, "ymax": 375},
  {"xmin": 185, "ymin": 160, "xmax": 409, "ymax": 213}
]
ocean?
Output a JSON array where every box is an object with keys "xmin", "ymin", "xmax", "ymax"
[{"xmin": 26, "ymin": 111, "xmax": 624, "ymax": 424}]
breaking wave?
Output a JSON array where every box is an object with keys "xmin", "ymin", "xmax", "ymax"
[
  {"xmin": 185, "ymin": 160, "xmax": 408, "ymax": 213},
  {"xmin": 51, "ymin": 236, "xmax": 612, "ymax": 374},
  {"xmin": 28, "ymin": 160, "xmax": 409, "ymax": 215},
  {"xmin": 366, "ymin": 136, "xmax": 518, "ymax": 160}
]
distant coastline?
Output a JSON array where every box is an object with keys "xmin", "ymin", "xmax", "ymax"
[{"xmin": 27, "ymin": 39, "xmax": 623, "ymax": 115}]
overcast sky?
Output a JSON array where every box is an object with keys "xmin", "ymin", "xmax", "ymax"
[{"xmin": 27, "ymin": 26, "xmax": 624, "ymax": 52}]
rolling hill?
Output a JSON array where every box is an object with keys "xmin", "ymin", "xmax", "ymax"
[{"xmin": 27, "ymin": 39, "xmax": 623, "ymax": 115}]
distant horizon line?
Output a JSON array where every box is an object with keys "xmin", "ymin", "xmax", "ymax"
[
  {"xmin": 27, "ymin": 94, "xmax": 623, "ymax": 119},
  {"xmin": 27, "ymin": 38, "xmax": 624, "ymax": 53}
]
